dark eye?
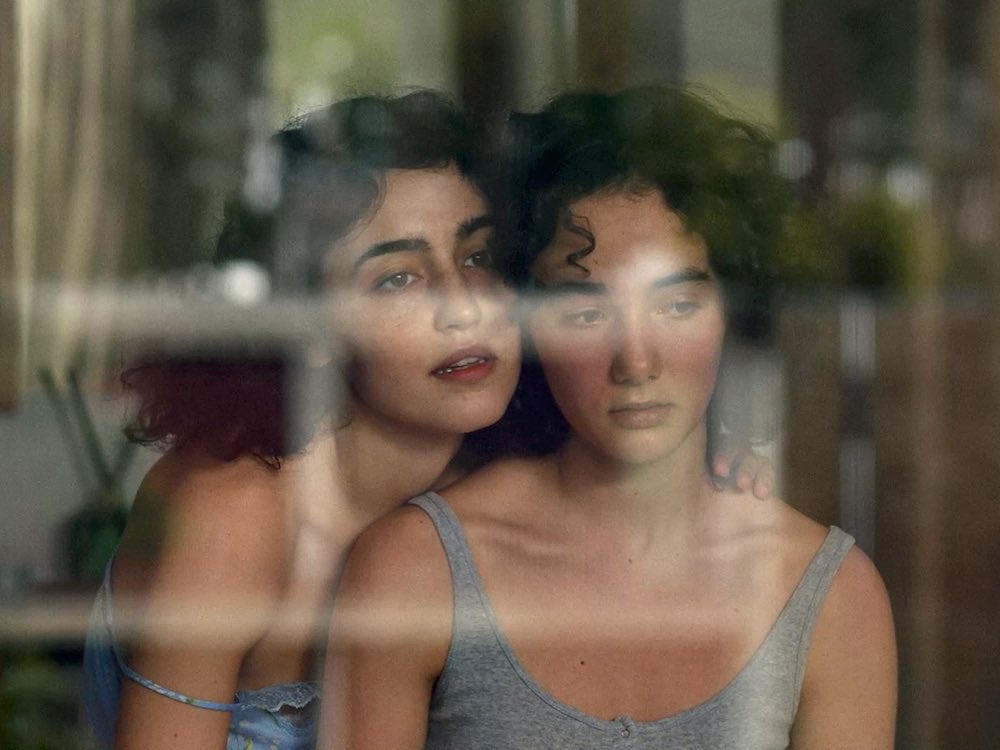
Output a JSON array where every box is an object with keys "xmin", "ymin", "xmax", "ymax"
[
  {"xmin": 656, "ymin": 298, "xmax": 701, "ymax": 318},
  {"xmin": 374, "ymin": 272, "xmax": 417, "ymax": 292},
  {"xmin": 563, "ymin": 308, "xmax": 607, "ymax": 327},
  {"xmin": 672, "ymin": 301, "xmax": 697, "ymax": 315},
  {"xmin": 463, "ymin": 249, "xmax": 495, "ymax": 270}
]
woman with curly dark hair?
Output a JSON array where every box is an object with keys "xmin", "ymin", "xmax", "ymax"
[
  {"xmin": 81, "ymin": 90, "xmax": 524, "ymax": 750},
  {"xmin": 322, "ymin": 86, "xmax": 896, "ymax": 749}
]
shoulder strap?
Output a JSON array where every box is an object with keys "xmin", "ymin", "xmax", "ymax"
[
  {"xmin": 100, "ymin": 554, "xmax": 242, "ymax": 712},
  {"xmin": 788, "ymin": 526, "xmax": 855, "ymax": 706},
  {"xmin": 407, "ymin": 492, "xmax": 483, "ymax": 604}
]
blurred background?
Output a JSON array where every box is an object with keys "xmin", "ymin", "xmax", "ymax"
[{"xmin": 1, "ymin": 1, "xmax": 998, "ymax": 747}]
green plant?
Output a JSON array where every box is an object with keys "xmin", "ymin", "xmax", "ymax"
[{"xmin": 38, "ymin": 367, "xmax": 136, "ymax": 581}]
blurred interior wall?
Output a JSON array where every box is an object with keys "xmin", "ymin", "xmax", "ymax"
[
  {"xmin": 681, "ymin": 0, "xmax": 780, "ymax": 126},
  {"xmin": 1, "ymin": 0, "xmax": 18, "ymax": 410},
  {"xmin": 267, "ymin": 0, "xmax": 456, "ymax": 121},
  {"xmin": 510, "ymin": 0, "xmax": 575, "ymax": 108}
]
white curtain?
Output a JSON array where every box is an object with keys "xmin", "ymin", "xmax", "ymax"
[{"xmin": 7, "ymin": 0, "xmax": 134, "ymax": 404}]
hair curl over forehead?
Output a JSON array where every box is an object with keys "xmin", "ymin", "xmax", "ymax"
[{"xmin": 494, "ymin": 86, "xmax": 791, "ymax": 338}]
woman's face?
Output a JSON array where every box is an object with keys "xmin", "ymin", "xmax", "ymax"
[
  {"xmin": 527, "ymin": 189, "xmax": 725, "ymax": 466},
  {"xmin": 326, "ymin": 167, "xmax": 520, "ymax": 437}
]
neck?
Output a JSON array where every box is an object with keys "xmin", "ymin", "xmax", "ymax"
[
  {"xmin": 334, "ymin": 398, "xmax": 463, "ymax": 525},
  {"xmin": 549, "ymin": 423, "xmax": 714, "ymax": 548}
]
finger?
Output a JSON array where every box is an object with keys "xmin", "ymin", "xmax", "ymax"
[
  {"xmin": 712, "ymin": 447, "xmax": 736, "ymax": 478},
  {"xmin": 736, "ymin": 468, "xmax": 753, "ymax": 491},
  {"xmin": 752, "ymin": 466, "xmax": 776, "ymax": 500}
]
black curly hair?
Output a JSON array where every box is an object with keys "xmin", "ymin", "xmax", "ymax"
[{"xmin": 486, "ymin": 85, "xmax": 793, "ymax": 457}]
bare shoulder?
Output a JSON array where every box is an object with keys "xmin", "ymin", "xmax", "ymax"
[
  {"xmin": 716, "ymin": 491, "xmax": 897, "ymax": 746},
  {"xmin": 341, "ymin": 504, "xmax": 451, "ymax": 594},
  {"xmin": 712, "ymin": 489, "xmax": 831, "ymax": 565},
  {"xmin": 794, "ymin": 536, "xmax": 897, "ymax": 747},
  {"xmin": 332, "ymin": 504, "xmax": 453, "ymax": 658},
  {"xmin": 136, "ymin": 447, "xmax": 286, "ymax": 522},
  {"xmin": 745, "ymin": 496, "xmax": 886, "ymax": 605},
  {"xmin": 114, "ymin": 447, "xmax": 289, "ymax": 619},
  {"xmin": 817, "ymin": 541, "xmax": 894, "ymax": 641},
  {"xmin": 438, "ymin": 455, "xmax": 549, "ymax": 518}
]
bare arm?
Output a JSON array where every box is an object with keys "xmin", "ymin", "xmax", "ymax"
[
  {"xmin": 318, "ymin": 507, "xmax": 452, "ymax": 750},
  {"xmin": 112, "ymin": 456, "xmax": 286, "ymax": 750},
  {"xmin": 790, "ymin": 546, "xmax": 898, "ymax": 749}
]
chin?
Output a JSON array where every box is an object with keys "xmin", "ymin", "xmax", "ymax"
[
  {"xmin": 457, "ymin": 400, "xmax": 510, "ymax": 433},
  {"xmin": 427, "ymin": 394, "xmax": 511, "ymax": 436},
  {"xmin": 596, "ymin": 432, "xmax": 684, "ymax": 467}
]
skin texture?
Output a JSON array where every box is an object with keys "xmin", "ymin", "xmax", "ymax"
[{"xmin": 321, "ymin": 190, "xmax": 896, "ymax": 750}]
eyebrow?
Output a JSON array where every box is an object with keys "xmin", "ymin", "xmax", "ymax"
[
  {"xmin": 534, "ymin": 266, "xmax": 713, "ymax": 297},
  {"xmin": 352, "ymin": 238, "xmax": 430, "ymax": 275},
  {"xmin": 652, "ymin": 266, "xmax": 713, "ymax": 288},
  {"xmin": 457, "ymin": 214, "xmax": 493, "ymax": 241},
  {"xmin": 351, "ymin": 214, "xmax": 493, "ymax": 275}
]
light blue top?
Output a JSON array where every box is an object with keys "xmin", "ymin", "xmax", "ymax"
[
  {"xmin": 409, "ymin": 491, "xmax": 855, "ymax": 750},
  {"xmin": 81, "ymin": 558, "xmax": 319, "ymax": 750}
]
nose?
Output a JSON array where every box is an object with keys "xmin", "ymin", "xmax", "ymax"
[
  {"xmin": 433, "ymin": 273, "xmax": 483, "ymax": 333},
  {"xmin": 610, "ymin": 312, "xmax": 660, "ymax": 385}
]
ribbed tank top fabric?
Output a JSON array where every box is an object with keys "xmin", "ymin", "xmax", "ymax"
[{"xmin": 408, "ymin": 491, "xmax": 854, "ymax": 750}]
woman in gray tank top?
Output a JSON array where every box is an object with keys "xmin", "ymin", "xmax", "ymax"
[{"xmin": 320, "ymin": 86, "xmax": 897, "ymax": 750}]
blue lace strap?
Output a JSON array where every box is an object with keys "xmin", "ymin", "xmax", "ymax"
[{"xmin": 116, "ymin": 657, "xmax": 243, "ymax": 712}]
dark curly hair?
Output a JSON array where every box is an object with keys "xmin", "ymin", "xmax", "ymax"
[
  {"xmin": 487, "ymin": 85, "xmax": 793, "ymax": 457},
  {"xmin": 125, "ymin": 91, "xmax": 484, "ymax": 467}
]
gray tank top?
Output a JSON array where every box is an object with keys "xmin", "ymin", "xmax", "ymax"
[{"xmin": 409, "ymin": 492, "xmax": 854, "ymax": 750}]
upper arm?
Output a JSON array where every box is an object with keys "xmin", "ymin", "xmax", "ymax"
[
  {"xmin": 318, "ymin": 507, "xmax": 453, "ymax": 750},
  {"xmin": 113, "ymin": 460, "xmax": 286, "ymax": 749},
  {"xmin": 791, "ymin": 546, "xmax": 898, "ymax": 750}
]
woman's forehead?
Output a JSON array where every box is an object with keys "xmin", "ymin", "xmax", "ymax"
[
  {"xmin": 531, "ymin": 190, "xmax": 708, "ymax": 284},
  {"xmin": 323, "ymin": 166, "xmax": 488, "ymax": 279}
]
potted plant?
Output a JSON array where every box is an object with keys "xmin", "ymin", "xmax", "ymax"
[{"xmin": 39, "ymin": 367, "xmax": 136, "ymax": 583}]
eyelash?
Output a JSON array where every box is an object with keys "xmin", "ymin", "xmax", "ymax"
[
  {"xmin": 558, "ymin": 297, "xmax": 702, "ymax": 327},
  {"xmin": 463, "ymin": 248, "xmax": 495, "ymax": 270},
  {"xmin": 373, "ymin": 271, "xmax": 418, "ymax": 293},
  {"xmin": 562, "ymin": 308, "xmax": 607, "ymax": 327},
  {"xmin": 655, "ymin": 298, "xmax": 701, "ymax": 317}
]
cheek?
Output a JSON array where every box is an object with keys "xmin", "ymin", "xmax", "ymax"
[
  {"xmin": 531, "ymin": 328, "xmax": 611, "ymax": 413},
  {"xmin": 660, "ymin": 319, "xmax": 725, "ymax": 393},
  {"xmin": 343, "ymin": 315, "xmax": 427, "ymax": 395}
]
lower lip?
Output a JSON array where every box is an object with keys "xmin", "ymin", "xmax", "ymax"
[
  {"xmin": 431, "ymin": 358, "xmax": 496, "ymax": 384},
  {"xmin": 609, "ymin": 405, "xmax": 670, "ymax": 429}
]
